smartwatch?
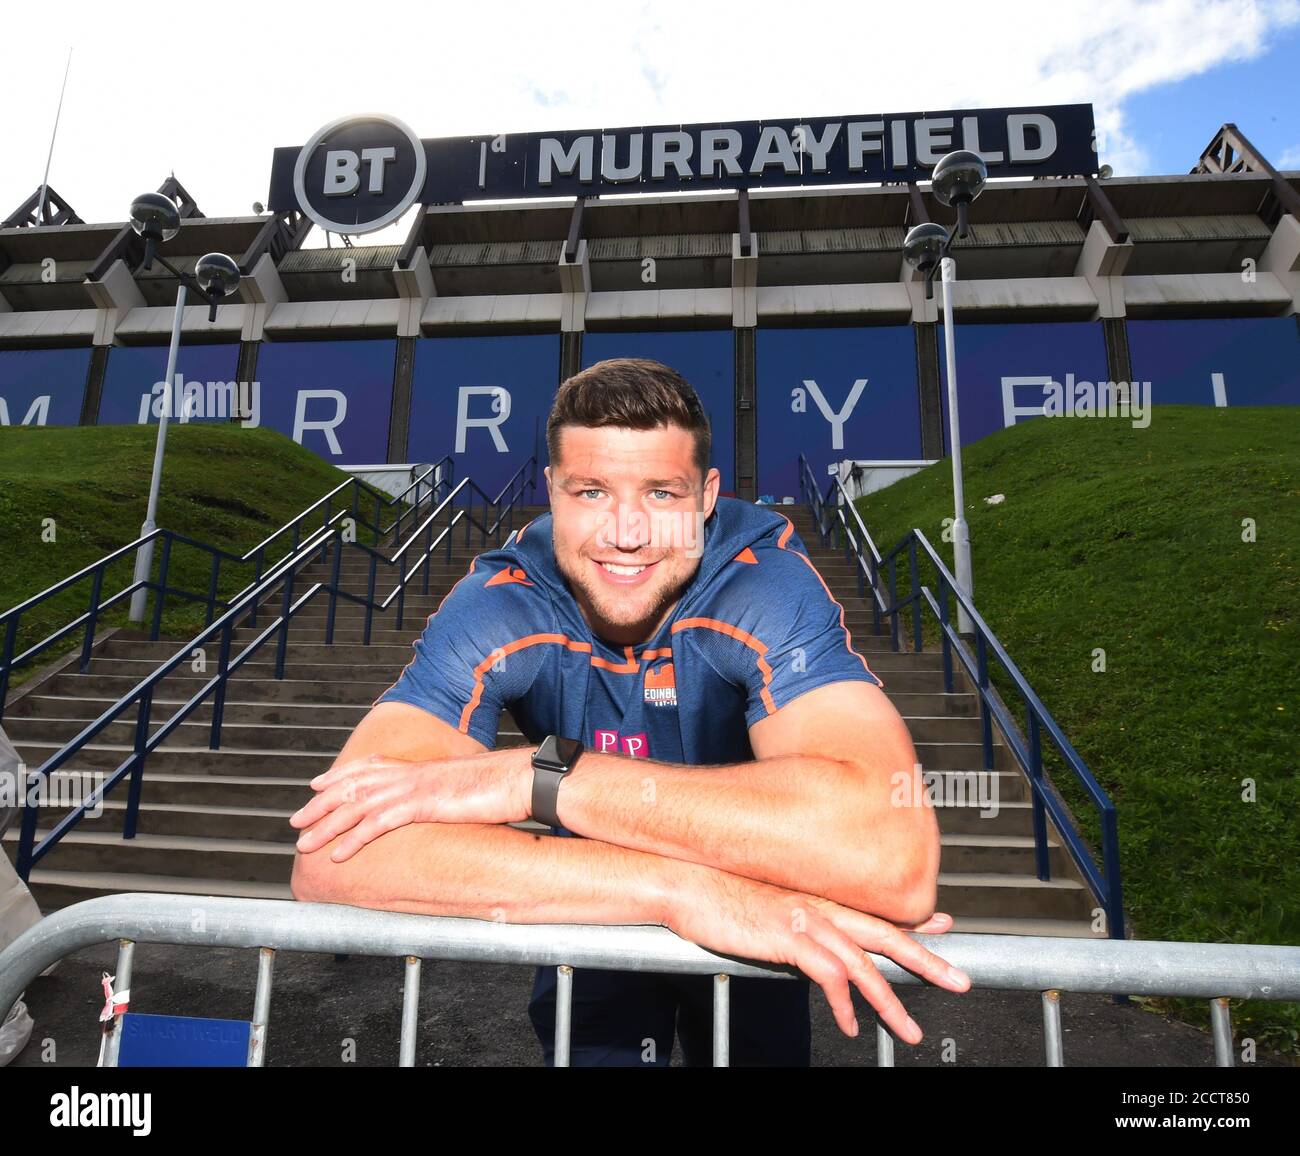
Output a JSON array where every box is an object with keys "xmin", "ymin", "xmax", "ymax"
[{"xmin": 530, "ymin": 735, "xmax": 584, "ymax": 828}]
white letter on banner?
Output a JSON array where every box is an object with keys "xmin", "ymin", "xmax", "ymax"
[
  {"xmin": 1001, "ymin": 376, "xmax": 1055, "ymax": 426},
  {"xmin": 293, "ymin": 390, "xmax": 347, "ymax": 455},
  {"xmin": 360, "ymin": 147, "xmax": 396, "ymax": 193},
  {"xmin": 803, "ymin": 378, "xmax": 867, "ymax": 451},
  {"xmin": 538, "ymin": 137, "xmax": 594, "ymax": 185},
  {"xmin": 456, "ymin": 386, "xmax": 511, "ymax": 453},
  {"xmin": 324, "ymin": 151, "xmax": 360, "ymax": 196},
  {"xmin": 1007, "ymin": 114, "xmax": 1057, "ymax": 163}
]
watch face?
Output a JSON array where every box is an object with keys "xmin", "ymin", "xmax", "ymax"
[{"xmin": 554, "ymin": 736, "xmax": 583, "ymax": 765}]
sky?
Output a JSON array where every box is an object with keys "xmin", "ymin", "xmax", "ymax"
[{"xmin": 0, "ymin": 0, "xmax": 1296, "ymax": 249}]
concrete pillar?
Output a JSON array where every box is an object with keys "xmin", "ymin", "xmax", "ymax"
[
  {"xmin": 1102, "ymin": 317, "xmax": 1133, "ymax": 386},
  {"xmin": 80, "ymin": 345, "xmax": 110, "ymax": 425},
  {"xmin": 1258, "ymin": 213, "xmax": 1300, "ymax": 315},
  {"xmin": 237, "ymin": 252, "xmax": 287, "ymax": 342},
  {"xmin": 388, "ymin": 336, "xmax": 416, "ymax": 462},
  {"xmin": 394, "ymin": 245, "xmax": 436, "ymax": 337},
  {"xmin": 731, "ymin": 233, "xmax": 757, "ymax": 327},
  {"xmin": 559, "ymin": 239, "xmax": 590, "ymax": 333},
  {"xmin": 560, "ymin": 330, "xmax": 583, "ymax": 382},
  {"xmin": 734, "ymin": 327, "xmax": 756, "ymax": 501},
  {"xmin": 85, "ymin": 258, "xmax": 145, "ymax": 346},
  {"xmin": 1074, "ymin": 220, "xmax": 1133, "ymax": 319},
  {"xmin": 915, "ymin": 322, "xmax": 944, "ymax": 458}
]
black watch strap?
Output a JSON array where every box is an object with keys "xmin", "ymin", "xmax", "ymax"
[{"xmin": 531, "ymin": 735, "xmax": 583, "ymax": 828}]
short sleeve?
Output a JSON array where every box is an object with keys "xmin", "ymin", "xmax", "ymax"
[
  {"xmin": 373, "ymin": 558, "xmax": 550, "ymax": 748},
  {"xmin": 725, "ymin": 539, "xmax": 883, "ymax": 729}
]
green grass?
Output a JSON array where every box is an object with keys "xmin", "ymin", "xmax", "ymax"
[
  {"xmin": 851, "ymin": 406, "xmax": 1298, "ymax": 1056},
  {"xmin": 0, "ymin": 424, "xmax": 385, "ymax": 688}
]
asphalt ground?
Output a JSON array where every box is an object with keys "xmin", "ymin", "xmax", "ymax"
[{"xmin": 6, "ymin": 935, "xmax": 1294, "ymax": 1069}]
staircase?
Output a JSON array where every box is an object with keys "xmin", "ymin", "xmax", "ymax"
[{"xmin": 3, "ymin": 502, "xmax": 1098, "ymax": 936}]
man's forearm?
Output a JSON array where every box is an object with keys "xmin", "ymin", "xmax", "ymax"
[
  {"xmin": 549, "ymin": 748, "xmax": 933, "ymax": 920},
  {"xmin": 293, "ymin": 817, "xmax": 709, "ymax": 927}
]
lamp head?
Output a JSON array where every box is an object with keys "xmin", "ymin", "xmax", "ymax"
[
  {"xmin": 129, "ymin": 192, "xmax": 181, "ymax": 243},
  {"xmin": 902, "ymin": 222, "xmax": 948, "ymax": 275},
  {"xmin": 931, "ymin": 150, "xmax": 988, "ymax": 208},
  {"xmin": 129, "ymin": 192, "xmax": 181, "ymax": 271},
  {"xmin": 195, "ymin": 252, "xmax": 240, "ymax": 322},
  {"xmin": 195, "ymin": 252, "xmax": 241, "ymax": 298}
]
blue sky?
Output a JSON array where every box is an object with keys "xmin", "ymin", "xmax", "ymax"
[{"xmin": 1121, "ymin": 23, "xmax": 1300, "ymax": 172}]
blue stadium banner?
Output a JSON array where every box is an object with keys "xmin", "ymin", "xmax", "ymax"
[
  {"xmin": 1128, "ymin": 317, "xmax": 1300, "ymax": 406},
  {"xmin": 0, "ymin": 347, "xmax": 90, "ymax": 426},
  {"xmin": 98, "ymin": 343, "xmax": 241, "ymax": 427},
  {"xmin": 407, "ymin": 334, "xmax": 560, "ymax": 498},
  {"xmin": 938, "ymin": 321, "xmax": 1111, "ymax": 449},
  {"xmin": 581, "ymin": 331, "xmax": 735, "ymax": 493},
  {"xmin": 254, "ymin": 339, "xmax": 396, "ymax": 462},
  {"xmin": 757, "ymin": 326, "xmax": 921, "ymax": 500},
  {"xmin": 116, "ymin": 1012, "xmax": 252, "ymax": 1067},
  {"xmin": 270, "ymin": 105, "xmax": 1097, "ymax": 226}
]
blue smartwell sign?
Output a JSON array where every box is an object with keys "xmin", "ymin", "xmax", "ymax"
[
  {"xmin": 270, "ymin": 105, "xmax": 1097, "ymax": 230},
  {"xmin": 116, "ymin": 1012, "xmax": 252, "ymax": 1067}
]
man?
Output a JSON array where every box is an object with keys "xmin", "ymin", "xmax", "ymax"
[{"xmin": 290, "ymin": 358, "xmax": 967, "ymax": 1066}]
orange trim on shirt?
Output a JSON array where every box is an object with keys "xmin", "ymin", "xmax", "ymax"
[
  {"xmin": 776, "ymin": 513, "xmax": 882, "ymax": 687},
  {"xmin": 589, "ymin": 645, "xmax": 638, "ymax": 673},
  {"xmin": 457, "ymin": 634, "xmax": 649, "ymax": 734},
  {"xmin": 371, "ymin": 558, "xmax": 481, "ymax": 707},
  {"xmin": 671, "ymin": 616, "xmax": 777, "ymax": 716}
]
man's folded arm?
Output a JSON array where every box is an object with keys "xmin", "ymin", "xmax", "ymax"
[{"xmin": 291, "ymin": 701, "xmax": 692, "ymax": 926}]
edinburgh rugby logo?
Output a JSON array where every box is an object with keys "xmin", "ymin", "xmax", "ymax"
[{"xmin": 644, "ymin": 661, "xmax": 677, "ymax": 707}]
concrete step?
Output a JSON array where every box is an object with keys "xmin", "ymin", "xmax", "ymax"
[
  {"xmin": 19, "ymin": 867, "xmax": 293, "ymax": 913},
  {"xmin": 914, "ymin": 742, "xmax": 1013, "ymax": 772},
  {"xmin": 11, "ymin": 738, "xmax": 338, "ymax": 777},
  {"xmin": 9, "ymin": 693, "xmax": 372, "ymax": 729},
  {"xmin": 43, "ymin": 673, "xmax": 393, "ymax": 706},
  {"xmin": 31, "ymin": 770, "xmax": 315, "ymax": 810},
  {"xmin": 2, "ymin": 827, "xmax": 295, "ymax": 886},
  {"xmin": 4, "ymin": 714, "xmax": 356, "ymax": 754},
  {"xmin": 51, "ymin": 799, "xmax": 300, "ymax": 843},
  {"xmin": 102, "ymin": 639, "xmax": 418, "ymax": 665},
  {"xmin": 947, "ymin": 915, "xmax": 1105, "ymax": 938},
  {"xmin": 939, "ymin": 833, "xmax": 1070, "ymax": 875},
  {"xmin": 81, "ymin": 656, "xmax": 405, "ymax": 685},
  {"xmin": 937, "ymin": 871, "xmax": 1094, "ymax": 921}
]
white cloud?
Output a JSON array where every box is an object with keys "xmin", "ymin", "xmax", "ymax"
[
  {"xmin": 1277, "ymin": 145, "xmax": 1300, "ymax": 169},
  {"xmin": 1, "ymin": 0, "xmax": 1297, "ymax": 236}
]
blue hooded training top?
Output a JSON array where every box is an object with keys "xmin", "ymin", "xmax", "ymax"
[{"xmin": 374, "ymin": 496, "xmax": 882, "ymax": 771}]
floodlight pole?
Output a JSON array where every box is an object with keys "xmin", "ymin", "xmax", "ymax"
[
  {"xmin": 938, "ymin": 254, "xmax": 974, "ymax": 636},
  {"xmin": 128, "ymin": 284, "xmax": 187, "ymax": 623}
]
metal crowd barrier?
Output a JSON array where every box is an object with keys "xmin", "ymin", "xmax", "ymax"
[{"xmin": 1, "ymin": 894, "xmax": 1297, "ymax": 1067}]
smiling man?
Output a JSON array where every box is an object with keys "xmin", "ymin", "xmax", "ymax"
[{"xmin": 290, "ymin": 357, "xmax": 966, "ymax": 1067}]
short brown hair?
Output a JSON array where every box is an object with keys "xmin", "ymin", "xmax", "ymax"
[{"xmin": 546, "ymin": 358, "xmax": 711, "ymax": 478}]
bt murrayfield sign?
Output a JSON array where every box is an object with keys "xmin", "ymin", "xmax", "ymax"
[{"xmin": 269, "ymin": 104, "xmax": 1098, "ymax": 234}]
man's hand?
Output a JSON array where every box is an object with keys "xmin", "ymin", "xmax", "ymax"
[
  {"xmin": 290, "ymin": 749, "xmax": 532, "ymax": 861},
  {"xmin": 662, "ymin": 866, "xmax": 970, "ymax": 1044}
]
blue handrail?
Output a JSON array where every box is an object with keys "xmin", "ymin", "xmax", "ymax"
[
  {"xmin": 0, "ymin": 456, "xmax": 455, "ymax": 720},
  {"xmin": 797, "ymin": 454, "xmax": 1125, "ymax": 941},
  {"xmin": 12, "ymin": 454, "xmax": 536, "ymax": 881}
]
